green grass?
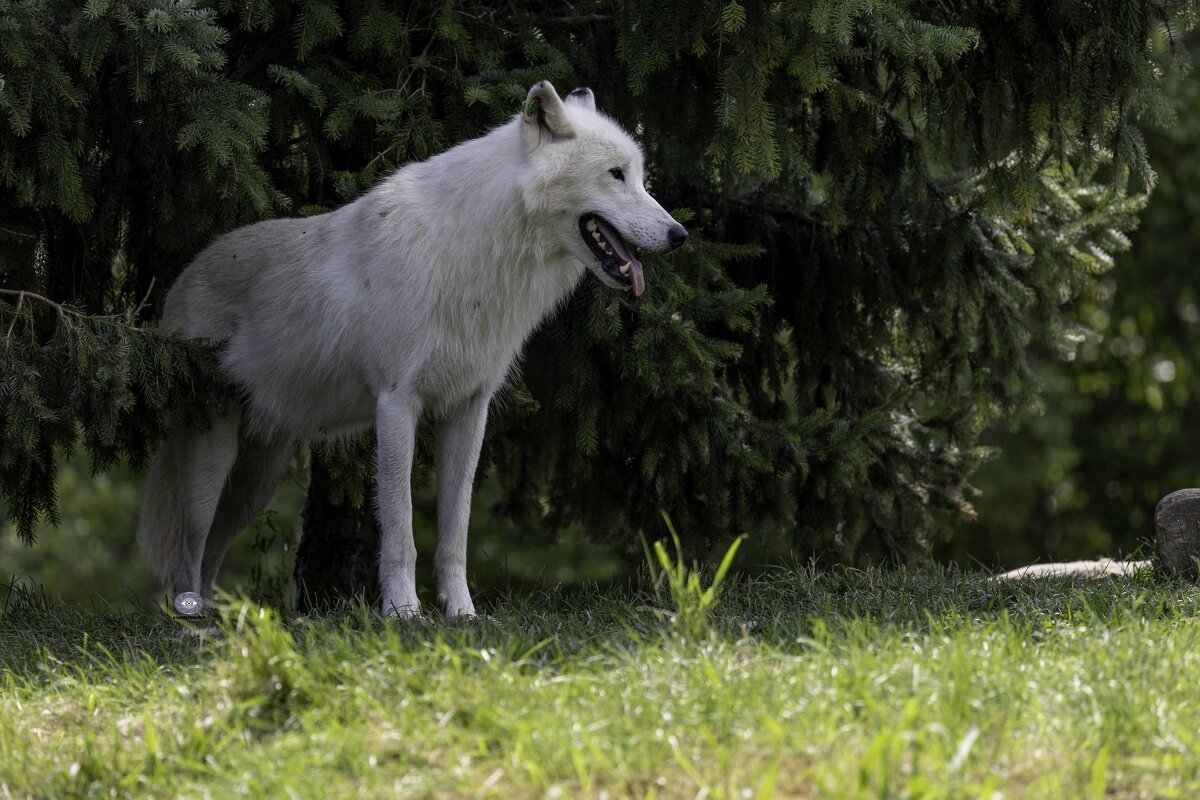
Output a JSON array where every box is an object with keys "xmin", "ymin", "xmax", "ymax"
[{"xmin": 3, "ymin": 566, "xmax": 1200, "ymax": 798}]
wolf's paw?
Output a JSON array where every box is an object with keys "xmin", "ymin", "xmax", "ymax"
[
  {"xmin": 381, "ymin": 598, "xmax": 423, "ymax": 619},
  {"xmin": 438, "ymin": 586, "xmax": 476, "ymax": 622},
  {"xmin": 442, "ymin": 605, "xmax": 477, "ymax": 623}
]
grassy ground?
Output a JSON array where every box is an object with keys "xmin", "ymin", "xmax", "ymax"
[{"xmin": 2, "ymin": 565, "xmax": 1199, "ymax": 799}]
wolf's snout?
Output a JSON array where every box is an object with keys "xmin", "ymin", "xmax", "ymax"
[{"xmin": 667, "ymin": 223, "xmax": 689, "ymax": 251}]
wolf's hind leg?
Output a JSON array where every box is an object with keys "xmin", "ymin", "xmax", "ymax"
[
  {"xmin": 170, "ymin": 412, "xmax": 241, "ymax": 598},
  {"xmin": 200, "ymin": 438, "xmax": 294, "ymax": 602},
  {"xmin": 434, "ymin": 392, "xmax": 490, "ymax": 620}
]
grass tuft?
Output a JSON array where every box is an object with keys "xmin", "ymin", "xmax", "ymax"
[{"xmin": 647, "ymin": 513, "xmax": 744, "ymax": 640}]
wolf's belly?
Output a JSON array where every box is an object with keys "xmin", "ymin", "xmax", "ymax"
[
  {"xmin": 242, "ymin": 372, "xmax": 376, "ymax": 439},
  {"xmin": 226, "ymin": 337, "xmax": 508, "ymax": 438},
  {"xmin": 220, "ymin": 275, "xmax": 543, "ymax": 434},
  {"xmin": 221, "ymin": 329, "xmax": 377, "ymax": 439}
]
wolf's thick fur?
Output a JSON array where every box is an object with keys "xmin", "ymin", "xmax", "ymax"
[{"xmin": 138, "ymin": 81, "xmax": 686, "ymax": 617}]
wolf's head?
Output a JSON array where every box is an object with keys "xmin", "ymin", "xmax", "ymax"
[{"xmin": 518, "ymin": 81, "xmax": 687, "ymax": 297}]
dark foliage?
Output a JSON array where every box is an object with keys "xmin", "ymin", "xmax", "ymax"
[{"xmin": 2, "ymin": 0, "xmax": 1195, "ymax": 567}]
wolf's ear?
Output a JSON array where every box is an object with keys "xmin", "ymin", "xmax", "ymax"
[
  {"xmin": 564, "ymin": 87, "xmax": 596, "ymax": 112},
  {"xmin": 522, "ymin": 81, "xmax": 575, "ymax": 150}
]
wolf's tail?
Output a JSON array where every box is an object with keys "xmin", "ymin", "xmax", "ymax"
[{"xmin": 137, "ymin": 437, "xmax": 183, "ymax": 584}]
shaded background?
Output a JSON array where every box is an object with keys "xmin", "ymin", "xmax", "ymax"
[
  {"xmin": 2, "ymin": 13, "xmax": 1198, "ymax": 606},
  {"xmin": 938, "ymin": 33, "xmax": 1200, "ymax": 568}
]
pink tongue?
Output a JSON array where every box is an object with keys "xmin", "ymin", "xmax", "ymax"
[
  {"xmin": 630, "ymin": 261, "xmax": 644, "ymax": 297},
  {"xmin": 596, "ymin": 219, "xmax": 645, "ymax": 297}
]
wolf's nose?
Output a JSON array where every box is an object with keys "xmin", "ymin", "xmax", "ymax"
[{"xmin": 667, "ymin": 224, "xmax": 689, "ymax": 250}]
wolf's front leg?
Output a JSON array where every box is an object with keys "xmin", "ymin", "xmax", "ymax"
[
  {"xmin": 376, "ymin": 388, "xmax": 422, "ymax": 617},
  {"xmin": 434, "ymin": 391, "xmax": 491, "ymax": 619}
]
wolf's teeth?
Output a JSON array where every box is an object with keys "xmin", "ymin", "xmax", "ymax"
[
  {"xmin": 619, "ymin": 262, "xmax": 631, "ymax": 275},
  {"xmin": 592, "ymin": 232, "xmax": 601, "ymax": 242},
  {"xmin": 586, "ymin": 220, "xmax": 598, "ymax": 232}
]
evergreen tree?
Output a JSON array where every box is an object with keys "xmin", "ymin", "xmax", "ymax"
[
  {"xmin": 2, "ymin": 1, "xmax": 1195, "ymax": 593},
  {"xmin": 943, "ymin": 28, "xmax": 1200, "ymax": 566}
]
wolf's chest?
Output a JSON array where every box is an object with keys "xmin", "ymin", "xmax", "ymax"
[{"xmin": 415, "ymin": 259, "xmax": 582, "ymax": 407}]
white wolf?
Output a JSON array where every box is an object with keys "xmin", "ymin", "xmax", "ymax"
[{"xmin": 138, "ymin": 81, "xmax": 687, "ymax": 619}]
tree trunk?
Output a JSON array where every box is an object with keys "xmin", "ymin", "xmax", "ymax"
[{"xmin": 294, "ymin": 451, "xmax": 380, "ymax": 612}]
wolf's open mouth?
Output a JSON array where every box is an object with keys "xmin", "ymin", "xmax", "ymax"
[{"xmin": 578, "ymin": 214, "xmax": 644, "ymax": 297}]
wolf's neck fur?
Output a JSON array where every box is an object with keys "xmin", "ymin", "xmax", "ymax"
[{"xmin": 369, "ymin": 119, "xmax": 584, "ymax": 337}]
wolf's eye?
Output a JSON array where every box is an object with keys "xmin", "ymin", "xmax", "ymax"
[{"xmin": 609, "ymin": 168, "xmax": 625, "ymax": 182}]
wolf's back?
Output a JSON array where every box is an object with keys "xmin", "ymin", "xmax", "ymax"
[{"xmin": 161, "ymin": 216, "xmax": 318, "ymax": 340}]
